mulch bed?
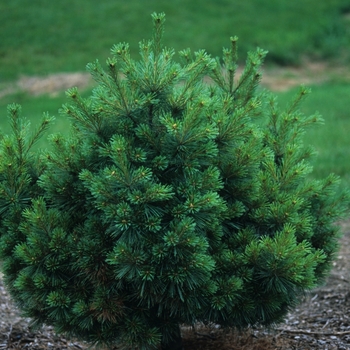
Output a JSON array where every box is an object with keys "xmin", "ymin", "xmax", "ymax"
[{"xmin": 1, "ymin": 220, "xmax": 350, "ymax": 349}]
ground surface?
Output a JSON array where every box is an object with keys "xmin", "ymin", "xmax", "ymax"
[{"xmin": 1, "ymin": 220, "xmax": 350, "ymax": 349}]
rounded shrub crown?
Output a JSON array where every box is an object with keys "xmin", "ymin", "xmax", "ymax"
[{"xmin": 0, "ymin": 13, "xmax": 348, "ymax": 350}]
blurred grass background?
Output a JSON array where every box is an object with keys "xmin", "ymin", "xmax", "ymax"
[
  {"xmin": 1, "ymin": 0, "xmax": 350, "ymax": 80},
  {"xmin": 0, "ymin": 0, "xmax": 350, "ymax": 189}
]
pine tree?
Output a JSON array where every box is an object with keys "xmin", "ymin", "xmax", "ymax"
[{"xmin": 0, "ymin": 13, "xmax": 349, "ymax": 350}]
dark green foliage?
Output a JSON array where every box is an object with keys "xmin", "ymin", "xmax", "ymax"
[{"xmin": 0, "ymin": 13, "xmax": 349, "ymax": 350}]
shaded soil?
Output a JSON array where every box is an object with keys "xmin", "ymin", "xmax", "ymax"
[
  {"xmin": 1, "ymin": 220, "xmax": 350, "ymax": 349},
  {"xmin": 0, "ymin": 72, "xmax": 93, "ymax": 99}
]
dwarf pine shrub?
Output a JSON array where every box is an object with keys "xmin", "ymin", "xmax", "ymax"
[{"xmin": 0, "ymin": 13, "xmax": 348, "ymax": 350}]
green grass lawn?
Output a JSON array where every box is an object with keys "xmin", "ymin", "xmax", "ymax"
[{"xmin": 1, "ymin": 0, "xmax": 350, "ymax": 81}]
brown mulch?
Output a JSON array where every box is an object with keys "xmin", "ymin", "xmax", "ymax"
[{"xmin": 1, "ymin": 220, "xmax": 350, "ymax": 349}]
